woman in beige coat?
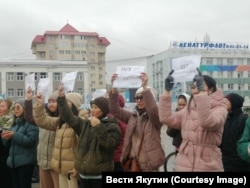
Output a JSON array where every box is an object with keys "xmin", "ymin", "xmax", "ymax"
[
  {"xmin": 33, "ymin": 91, "xmax": 89, "ymax": 188},
  {"xmin": 159, "ymin": 68, "xmax": 227, "ymax": 171}
]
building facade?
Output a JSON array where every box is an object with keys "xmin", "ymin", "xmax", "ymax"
[
  {"xmin": 31, "ymin": 23, "xmax": 110, "ymax": 94},
  {"xmin": 147, "ymin": 40, "xmax": 250, "ymax": 108},
  {"xmin": 0, "ymin": 59, "xmax": 89, "ymax": 102}
]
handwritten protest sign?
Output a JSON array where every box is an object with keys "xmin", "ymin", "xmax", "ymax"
[
  {"xmin": 25, "ymin": 73, "xmax": 36, "ymax": 90},
  {"xmin": 171, "ymin": 55, "xmax": 201, "ymax": 82},
  {"xmin": 113, "ymin": 66, "xmax": 145, "ymax": 88},
  {"xmin": 61, "ymin": 71, "xmax": 78, "ymax": 93}
]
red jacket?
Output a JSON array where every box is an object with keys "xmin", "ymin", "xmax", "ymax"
[{"xmin": 109, "ymin": 113, "xmax": 127, "ymax": 163}]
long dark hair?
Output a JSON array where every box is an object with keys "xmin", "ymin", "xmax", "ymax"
[{"xmin": 187, "ymin": 75, "xmax": 217, "ymax": 112}]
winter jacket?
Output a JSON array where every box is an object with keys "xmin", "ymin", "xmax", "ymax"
[
  {"xmin": 25, "ymin": 100, "xmax": 56, "ymax": 170},
  {"xmin": 33, "ymin": 102, "xmax": 78, "ymax": 175},
  {"xmin": 237, "ymin": 118, "xmax": 250, "ymax": 163},
  {"xmin": 159, "ymin": 89, "xmax": 227, "ymax": 171},
  {"xmin": 2, "ymin": 118, "xmax": 39, "ymax": 168},
  {"xmin": 0, "ymin": 113, "xmax": 14, "ymax": 163},
  {"xmin": 109, "ymin": 89, "xmax": 165, "ymax": 171},
  {"xmin": 109, "ymin": 113, "xmax": 127, "ymax": 163},
  {"xmin": 57, "ymin": 95, "xmax": 121, "ymax": 175},
  {"xmin": 220, "ymin": 108, "xmax": 250, "ymax": 171}
]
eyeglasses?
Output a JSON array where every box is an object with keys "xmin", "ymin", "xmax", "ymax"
[{"xmin": 135, "ymin": 96, "xmax": 143, "ymax": 101}]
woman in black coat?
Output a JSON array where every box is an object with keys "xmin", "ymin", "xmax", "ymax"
[{"xmin": 220, "ymin": 93, "xmax": 250, "ymax": 171}]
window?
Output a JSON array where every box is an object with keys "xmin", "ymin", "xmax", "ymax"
[
  {"xmin": 77, "ymin": 72, "xmax": 83, "ymax": 81},
  {"xmin": 16, "ymin": 72, "xmax": 24, "ymax": 81},
  {"xmin": 228, "ymin": 72, "xmax": 233, "ymax": 78},
  {"xmin": 40, "ymin": 72, "xmax": 47, "ymax": 79},
  {"xmin": 238, "ymin": 84, "xmax": 243, "ymax": 90},
  {"xmin": 217, "ymin": 72, "xmax": 222, "ymax": 78},
  {"xmin": 7, "ymin": 72, "xmax": 15, "ymax": 81},
  {"xmin": 206, "ymin": 58, "xmax": 213, "ymax": 65},
  {"xmin": 91, "ymin": 66, "xmax": 95, "ymax": 71},
  {"xmin": 54, "ymin": 72, "xmax": 61, "ymax": 81},
  {"xmin": 227, "ymin": 58, "xmax": 233, "ymax": 65},
  {"xmin": 207, "ymin": 72, "xmax": 212, "ymax": 77},
  {"xmin": 16, "ymin": 89, "xmax": 24, "ymax": 97},
  {"xmin": 217, "ymin": 58, "xmax": 223, "ymax": 65},
  {"xmin": 29, "ymin": 72, "xmax": 38, "ymax": 81},
  {"xmin": 247, "ymin": 58, "xmax": 250, "ymax": 65},
  {"xmin": 8, "ymin": 89, "xmax": 15, "ymax": 97},
  {"xmin": 238, "ymin": 72, "xmax": 242, "ymax": 78},
  {"xmin": 76, "ymin": 88, "xmax": 83, "ymax": 95},
  {"xmin": 218, "ymin": 84, "xmax": 223, "ymax": 89},
  {"xmin": 237, "ymin": 58, "xmax": 244, "ymax": 65},
  {"xmin": 228, "ymin": 84, "xmax": 233, "ymax": 90}
]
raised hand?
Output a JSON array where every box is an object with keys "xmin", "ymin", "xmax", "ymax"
[
  {"xmin": 25, "ymin": 86, "xmax": 33, "ymax": 100},
  {"xmin": 57, "ymin": 83, "xmax": 65, "ymax": 97},
  {"xmin": 194, "ymin": 67, "xmax": 204, "ymax": 91},
  {"xmin": 111, "ymin": 73, "xmax": 118, "ymax": 85},
  {"xmin": 165, "ymin": 70, "xmax": 174, "ymax": 91},
  {"xmin": 140, "ymin": 72, "xmax": 148, "ymax": 89}
]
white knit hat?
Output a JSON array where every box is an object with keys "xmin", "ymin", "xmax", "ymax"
[
  {"xmin": 65, "ymin": 92, "xmax": 83, "ymax": 110},
  {"xmin": 135, "ymin": 86, "xmax": 157, "ymax": 100}
]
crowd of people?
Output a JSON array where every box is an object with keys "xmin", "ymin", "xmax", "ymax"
[{"xmin": 1, "ymin": 68, "xmax": 250, "ymax": 188}]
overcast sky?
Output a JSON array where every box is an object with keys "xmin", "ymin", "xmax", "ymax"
[{"xmin": 1, "ymin": 0, "xmax": 250, "ymax": 62}]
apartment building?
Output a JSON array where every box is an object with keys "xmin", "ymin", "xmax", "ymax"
[
  {"xmin": 147, "ymin": 40, "xmax": 250, "ymax": 108},
  {"xmin": 31, "ymin": 23, "xmax": 110, "ymax": 94}
]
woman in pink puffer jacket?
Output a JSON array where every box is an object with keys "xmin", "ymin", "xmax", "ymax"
[{"xmin": 159, "ymin": 69, "xmax": 227, "ymax": 171}]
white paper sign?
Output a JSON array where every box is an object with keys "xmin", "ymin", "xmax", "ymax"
[
  {"xmin": 37, "ymin": 78, "xmax": 50, "ymax": 98},
  {"xmin": 92, "ymin": 89, "xmax": 107, "ymax": 99},
  {"xmin": 61, "ymin": 71, "xmax": 78, "ymax": 93},
  {"xmin": 113, "ymin": 66, "xmax": 145, "ymax": 88},
  {"xmin": 171, "ymin": 55, "xmax": 201, "ymax": 82},
  {"xmin": 25, "ymin": 73, "xmax": 36, "ymax": 90}
]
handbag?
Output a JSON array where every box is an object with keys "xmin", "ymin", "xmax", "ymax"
[{"xmin": 123, "ymin": 158, "xmax": 141, "ymax": 172}]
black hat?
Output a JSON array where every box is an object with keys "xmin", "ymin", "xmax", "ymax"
[
  {"xmin": 225, "ymin": 93, "xmax": 244, "ymax": 110},
  {"xmin": 92, "ymin": 97, "xmax": 109, "ymax": 117}
]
